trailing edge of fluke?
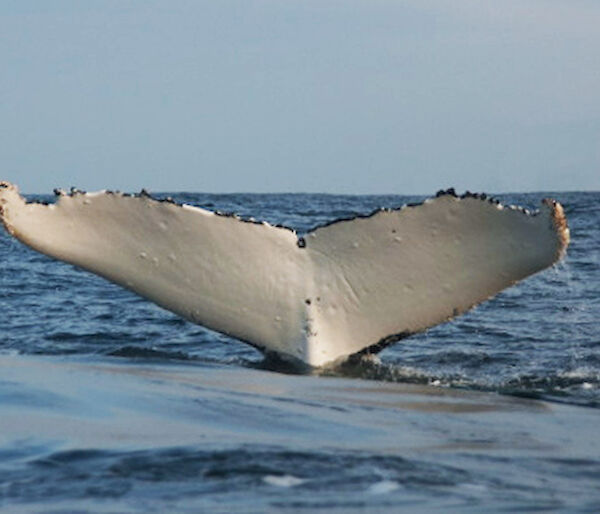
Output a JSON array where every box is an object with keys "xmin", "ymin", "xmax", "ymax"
[{"xmin": 0, "ymin": 182, "xmax": 569, "ymax": 367}]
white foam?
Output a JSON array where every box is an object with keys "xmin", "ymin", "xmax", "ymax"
[
  {"xmin": 367, "ymin": 480, "xmax": 400, "ymax": 494},
  {"xmin": 263, "ymin": 474, "xmax": 305, "ymax": 487}
]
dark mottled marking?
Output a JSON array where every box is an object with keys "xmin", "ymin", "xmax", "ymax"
[
  {"xmin": 354, "ymin": 331, "xmax": 413, "ymax": 357},
  {"xmin": 214, "ymin": 210, "xmax": 269, "ymax": 226},
  {"xmin": 436, "ymin": 187, "xmax": 457, "ymax": 198}
]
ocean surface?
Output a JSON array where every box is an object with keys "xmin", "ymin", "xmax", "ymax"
[{"xmin": 1, "ymin": 191, "xmax": 599, "ymax": 513}]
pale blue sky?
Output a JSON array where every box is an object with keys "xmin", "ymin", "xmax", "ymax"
[{"xmin": 1, "ymin": 0, "xmax": 599, "ymax": 194}]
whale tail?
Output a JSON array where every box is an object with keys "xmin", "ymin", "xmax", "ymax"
[{"xmin": 0, "ymin": 182, "xmax": 569, "ymax": 367}]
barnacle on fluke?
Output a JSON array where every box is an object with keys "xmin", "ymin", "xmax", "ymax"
[{"xmin": 0, "ymin": 181, "xmax": 568, "ymax": 367}]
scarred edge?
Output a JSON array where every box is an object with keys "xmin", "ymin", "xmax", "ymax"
[
  {"xmin": 0, "ymin": 182, "xmax": 570, "ymax": 260},
  {"xmin": 543, "ymin": 198, "xmax": 570, "ymax": 260},
  {"xmin": 0, "ymin": 181, "xmax": 17, "ymax": 236}
]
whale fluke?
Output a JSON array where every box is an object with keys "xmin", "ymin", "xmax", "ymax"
[{"xmin": 0, "ymin": 182, "xmax": 569, "ymax": 367}]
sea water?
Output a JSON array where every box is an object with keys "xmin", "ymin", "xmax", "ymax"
[{"xmin": 1, "ymin": 191, "xmax": 599, "ymax": 512}]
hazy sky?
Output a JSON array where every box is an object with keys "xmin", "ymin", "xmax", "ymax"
[{"xmin": 1, "ymin": 0, "xmax": 599, "ymax": 194}]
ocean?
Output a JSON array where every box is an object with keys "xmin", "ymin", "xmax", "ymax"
[{"xmin": 1, "ymin": 191, "xmax": 599, "ymax": 512}]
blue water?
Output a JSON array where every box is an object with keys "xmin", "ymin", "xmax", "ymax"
[{"xmin": 1, "ymin": 191, "xmax": 599, "ymax": 512}]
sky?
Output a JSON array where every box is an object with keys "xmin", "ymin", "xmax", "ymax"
[{"xmin": 1, "ymin": 0, "xmax": 599, "ymax": 194}]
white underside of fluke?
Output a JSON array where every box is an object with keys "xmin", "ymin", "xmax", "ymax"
[{"xmin": 0, "ymin": 182, "xmax": 569, "ymax": 367}]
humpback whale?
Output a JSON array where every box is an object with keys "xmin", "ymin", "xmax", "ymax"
[{"xmin": 0, "ymin": 182, "xmax": 569, "ymax": 367}]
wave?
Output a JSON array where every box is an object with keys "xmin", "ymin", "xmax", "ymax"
[
  {"xmin": 0, "ymin": 445, "xmax": 475, "ymax": 506},
  {"xmin": 321, "ymin": 355, "xmax": 600, "ymax": 408}
]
